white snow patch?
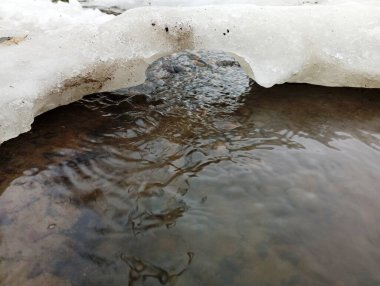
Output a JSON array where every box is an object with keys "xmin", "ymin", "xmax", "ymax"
[
  {"xmin": 0, "ymin": 0, "xmax": 380, "ymax": 144},
  {"xmin": 0, "ymin": 0, "xmax": 112, "ymax": 36}
]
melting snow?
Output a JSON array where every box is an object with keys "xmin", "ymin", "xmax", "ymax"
[{"xmin": 0, "ymin": 0, "xmax": 380, "ymax": 144}]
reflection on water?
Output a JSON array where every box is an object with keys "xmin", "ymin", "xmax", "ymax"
[{"xmin": 1, "ymin": 51, "xmax": 380, "ymax": 286}]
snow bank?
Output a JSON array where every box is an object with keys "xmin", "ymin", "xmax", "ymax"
[
  {"xmin": 80, "ymin": 0, "xmax": 380, "ymax": 10},
  {"xmin": 1, "ymin": 0, "xmax": 380, "ymax": 144}
]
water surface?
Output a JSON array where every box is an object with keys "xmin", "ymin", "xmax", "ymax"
[{"xmin": 1, "ymin": 51, "xmax": 380, "ymax": 286}]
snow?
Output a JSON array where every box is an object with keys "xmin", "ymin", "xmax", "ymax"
[
  {"xmin": 80, "ymin": 0, "xmax": 380, "ymax": 10},
  {"xmin": 0, "ymin": 0, "xmax": 111, "ymax": 36},
  {"xmin": 0, "ymin": 0, "xmax": 380, "ymax": 144}
]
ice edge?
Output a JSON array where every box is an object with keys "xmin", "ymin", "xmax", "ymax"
[{"xmin": 1, "ymin": 4, "xmax": 380, "ymax": 144}]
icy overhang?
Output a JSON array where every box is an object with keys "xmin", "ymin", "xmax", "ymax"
[{"xmin": 0, "ymin": 0, "xmax": 380, "ymax": 144}]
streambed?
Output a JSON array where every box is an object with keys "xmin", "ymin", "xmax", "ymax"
[{"xmin": 1, "ymin": 51, "xmax": 380, "ymax": 286}]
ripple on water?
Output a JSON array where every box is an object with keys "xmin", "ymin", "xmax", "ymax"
[{"xmin": 1, "ymin": 51, "xmax": 380, "ymax": 285}]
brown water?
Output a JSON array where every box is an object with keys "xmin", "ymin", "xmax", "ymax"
[{"xmin": 1, "ymin": 51, "xmax": 380, "ymax": 286}]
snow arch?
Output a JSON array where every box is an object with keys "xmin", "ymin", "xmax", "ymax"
[{"xmin": 1, "ymin": 2, "xmax": 380, "ymax": 144}]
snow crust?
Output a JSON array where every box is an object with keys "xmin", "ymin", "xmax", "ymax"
[{"xmin": 1, "ymin": 0, "xmax": 380, "ymax": 144}]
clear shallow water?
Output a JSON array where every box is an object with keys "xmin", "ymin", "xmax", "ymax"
[{"xmin": 1, "ymin": 51, "xmax": 380, "ymax": 286}]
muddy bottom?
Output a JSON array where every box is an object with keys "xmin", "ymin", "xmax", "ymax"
[{"xmin": 1, "ymin": 51, "xmax": 380, "ymax": 286}]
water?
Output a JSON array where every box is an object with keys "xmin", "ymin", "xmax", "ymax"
[
  {"xmin": 1, "ymin": 51, "xmax": 380, "ymax": 286},
  {"xmin": 79, "ymin": 0, "xmax": 126, "ymax": 15}
]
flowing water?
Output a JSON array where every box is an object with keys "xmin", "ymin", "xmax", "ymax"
[{"xmin": 1, "ymin": 51, "xmax": 380, "ymax": 286}]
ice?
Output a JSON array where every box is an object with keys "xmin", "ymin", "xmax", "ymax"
[{"xmin": 0, "ymin": 0, "xmax": 380, "ymax": 144}]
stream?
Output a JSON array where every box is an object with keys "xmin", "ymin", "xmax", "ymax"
[{"xmin": 1, "ymin": 51, "xmax": 380, "ymax": 286}]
